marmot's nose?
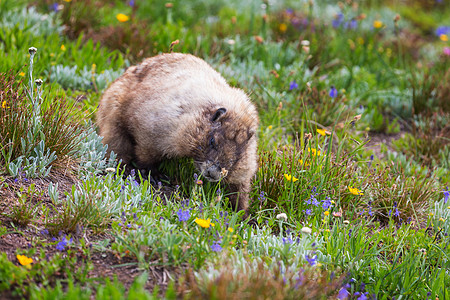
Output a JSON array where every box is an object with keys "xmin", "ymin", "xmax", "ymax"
[{"xmin": 205, "ymin": 164, "xmax": 221, "ymax": 181}]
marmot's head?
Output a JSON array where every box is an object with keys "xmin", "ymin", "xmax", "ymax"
[{"xmin": 193, "ymin": 106, "xmax": 257, "ymax": 182}]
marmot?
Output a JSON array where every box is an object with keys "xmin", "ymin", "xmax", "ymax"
[{"xmin": 96, "ymin": 53, "xmax": 259, "ymax": 214}]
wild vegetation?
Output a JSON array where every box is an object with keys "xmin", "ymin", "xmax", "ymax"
[{"xmin": 0, "ymin": 0, "xmax": 449, "ymax": 299}]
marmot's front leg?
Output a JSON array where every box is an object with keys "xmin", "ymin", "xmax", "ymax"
[{"xmin": 227, "ymin": 183, "xmax": 250, "ymax": 217}]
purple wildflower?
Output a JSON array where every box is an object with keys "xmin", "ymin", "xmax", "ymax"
[
  {"xmin": 56, "ymin": 236, "xmax": 72, "ymax": 251},
  {"xmin": 283, "ymin": 237, "xmax": 294, "ymax": 245},
  {"xmin": 128, "ymin": 0, "xmax": 135, "ymax": 7},
  {"xmin": 305, "ymin": 254, "xmax": 317, "ymax": 266},
  {"xmin": 354, "ymin": 292, "xmax": 369, "ymax": 300},
  {"xmin": 349, "ymin": 19, "xmax": 358, "ymax": 29},
  {"xmin": 332, "ymin": 13, "xmax": 344, "ymax": 28},
  {"xmin": 443, "ymin": 187, "xmax": 449, "ymax": 204},
  {"xmin": 289, "ymin": 81, "xmax": 299, "ymax": 90},
  {"xmin": 329, "ymin": 86, "xmax": 338, "ymax": 98},
  {"xmin": 394, "ymin": 208, "xmax": 400, "ymax": 217},
  {"xmin": 305, "ymin": 209, "xmax": 312, "ymax": 216},
  {"xmin": 322, "ymin": 198, "xmax": 332, "ymax": 210},
  {"xmin": 258, "ymin": 191, "xmax": 266, "ymax": 207},
  {"xmin": 285, "ymin": 8, "xmax": 294, "ymax": 15},
  {"xmin": 56, "ymin": 241, "xmax": 65, "ymax": 251},
  {"xmin": 177, "ymin": 208, "xmax": 190, "ymax": 222},
  {"xmin": 50, "ymin": 3, "xmax": 60, "ymax": 12},
  {"xmin": 337, "ymin": 284, "xmax": 351, "ymax": 299},
  {"xmin": 311, "ymin": 196, "xmax": 320, "ymax": 207},
  {"xmin": 211, "ymin": 241, "xmax": 222, "ymax": 252},
  {"xmin": 436, "ymin": 26, "xmax": 450, "ymax": 37}
]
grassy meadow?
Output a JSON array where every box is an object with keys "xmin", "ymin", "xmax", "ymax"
[{"xmin": 0, "ymin": 0, "xmax": 449, "ymax": 298}]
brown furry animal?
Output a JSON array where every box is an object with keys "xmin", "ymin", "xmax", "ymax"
[{"xmin": 97, "ymin": 53, "xmax": 259, "ymax": 214}]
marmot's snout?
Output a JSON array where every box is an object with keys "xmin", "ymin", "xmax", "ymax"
[{"xmin": 202, "ymin": 162, "xmax": 223, "ymax": 182}]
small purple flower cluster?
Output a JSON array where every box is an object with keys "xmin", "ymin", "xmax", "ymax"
[
  {"xmin": 388, "ymin": 201, "xmax": 400, "ymax": 218},
  {"xmin": 305, "ymin": 253, "xmax": 317, "ymax": 266},
  {"xmin": 118, "ymin": 211, "xmax": 141, "ymax": 229},
  {"xmin": 303, "ymin": 187, "xmax": 333, "ymax": 218},
  {"xmin": 332, "ymin": 13, "xmax": 358, "ymax": 30},
  {"xmin": 54, "ymin": 235, "xmax": 73, "ymax": 251},
  {"xmin": 284, "ymin": 9, "xmax": 309, "ymax": 30},
  {"xmin": 329, "ymin": 86, "xmax": 338, "ymax": 98},
  {"xmin": 289, "ymin": 81, "xmax": 299, "ymax": 90},
  {"xmin": 282, "ymin": 236, "xmax": 294, "ymax": 245},
  {"xmin": 337, "ymin": 284, "xmax": 351, "ymax": 299},
  {"xmin": 177, "ymin": 208, "xmax": 190, "ymax": 222},
  {"xmin": 443, "ymin": 187, "xmax": 449, "ymax": 204},
  {"xmin": 211, "ymin": 241, "xmax": 222, "ymax": 252},
  {"xmin": 218, "ymin": 211, "xmax": 230, "ymax": 227},
  {"xmin": 258, "ymin": 191, "xmax": 266, "ymax": 208},
  {"xmin": 436, "ymin": 26, "xmax": 450, "ymax": 37}
]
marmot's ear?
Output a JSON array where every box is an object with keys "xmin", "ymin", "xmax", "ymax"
[{"xmin": 211, "ymin": 107, "xmax": 227, "ymax": 122}]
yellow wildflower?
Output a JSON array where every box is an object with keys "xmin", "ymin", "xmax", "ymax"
[
  {"xmin": 228, "ymin": 227, "xmax": 234, "ymax": 233},
  {"xmin": 299, "ymin": 159, "xmax": 310, "ymax": 167},
  {"xmin": 308, "ymin": 148, "xmax": 321, "ymax": 156},
  {"xmin": 195, "ymin": 218, "xmax": 215, "ymax": 228},
  {"xmin": 429, "ymin": 212, "xmax": 434, "ymax": 216},
  {"xmin": 317, "ymin": 128, "xmax": 326, "ymax": 136},
  {"xmin": 268, "ymin": 125, "xmax": 273, "ymax": 130},
  {"xmin": 2, "ymin": 101, "xmax": 8, "ymax": 108},
  {"xmin": 60, "ymin": 44, "xmax": 66, "ymax": 51},
  {"xmin": 284, "ymin": 174, "xmax": 298, "ymax": 182},
  {"xmin": 17, "ymin": 255, "xmax": 33, "ymax": 269},
  {"xmin": 116, "ymin": 13, "xmax": 130, "ymax": 22},
  {"xmin": 348, "ymin": 186, "xmax": 364, "ymax": 196},
  {"xmin": 279, "ymin": 23, "xmax": 287, "ymax": 33},
  {"xmin": 439, "ymin": 218, "xmax": 445, "ymax": 222},
  {"xmin": 63, "ymin": 0, "xmax": 72, "ymax": 2},
  {"xmin": 324, "ymin": 211, "xmax": 330, "ymax": 216},
  {"xmin": 373, "ymin": 20, "xmax": 383, "ymax": 29},
  {"xmin": 19, "ymin": 72, "xmax": 25, "ymax": 77},
  {"xmin": 440, "ymin": 34, "xmax": 448, "ymax": 42}
]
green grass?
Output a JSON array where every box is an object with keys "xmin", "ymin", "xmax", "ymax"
[{"xmin": 0, "ymin": 0, "xmax": 449, "ymax": 298}]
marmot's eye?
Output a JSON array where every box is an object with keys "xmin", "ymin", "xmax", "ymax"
[{"xmin": 209, "ymin": 137, "xmax": 216, "ymax": 149}]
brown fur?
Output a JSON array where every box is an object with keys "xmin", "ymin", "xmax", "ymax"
[{"xmin": 96, "ymin": 53, "xmax": 259, "ymax": 214}]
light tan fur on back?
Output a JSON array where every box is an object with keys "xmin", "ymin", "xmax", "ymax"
[{"xmin": 97, "ymin": 53, "xmax": 259, "ymax": 214}]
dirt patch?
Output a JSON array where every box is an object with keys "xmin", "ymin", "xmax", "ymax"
[{"xmin": 365, "ymin": 131, "xmax": 405, "ymax": 159}]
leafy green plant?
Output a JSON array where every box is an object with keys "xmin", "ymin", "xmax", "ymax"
[{"xmin": 10, "ymin": 184, "xmax": 42, "ymax": 227}]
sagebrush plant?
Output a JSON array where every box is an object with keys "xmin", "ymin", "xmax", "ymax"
[{"xmin": 0, "ymin": 47, "xmax": 83, "ymax": 177}]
